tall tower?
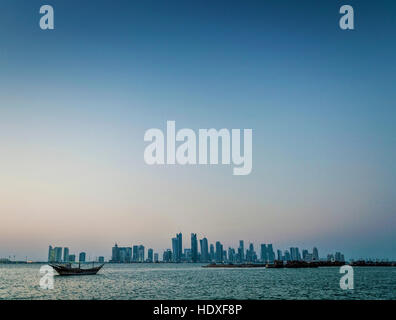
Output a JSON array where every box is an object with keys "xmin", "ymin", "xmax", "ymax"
[
  {"xmin": 200, "ymin": 237, "xmax": 209, "ymax": 262},
  {"xmin": 176, "ymin": 232, "xmax": 183, "ymax": 262},
  {"xmin": 48, "ymin": 245, "xmax": 55, "ymax": 262},
  {"xmin": 313, "ymin": 247, "xmax": 319, "ymax": 261},
  {"xmin": 172, "ymin": 237, "xmax": 178, "ymax": 262},
  {"xmin": 63, "ymin": 247, "xmax": 69, "ymax": 262},
  {"xmin": 191, "ymin": 233, "xmax": 198, "ymax": 262},
  {"xmin": 239, "ymin": 240, "xmax": 245, "ymax": 261},
  {"xmin": 260, "ymin": 244, "xmax": 268, "ymax": 263}
]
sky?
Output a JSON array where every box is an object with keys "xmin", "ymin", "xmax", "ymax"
[{"xmin": 0, "ymin": 0, "xmax": 395, "ymax": 261}]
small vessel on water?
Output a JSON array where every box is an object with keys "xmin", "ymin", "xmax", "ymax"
[{"xmin": 49, "ymin": 262, "xmax": 104, "ymax": 276}]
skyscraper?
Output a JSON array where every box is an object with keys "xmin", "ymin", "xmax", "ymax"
[
  {"xmin": 260, "ymin": 244, "xmax": 268, "ymax": 263},
  {"xmin": 63, "ymin": 247, "xmax": 69, "ymax": 262},
  {"xmin": 191, "ymin": 233, "xmax": 198, "ymax": 262},
  {"xmin": 126, "ymin": 247, "xmax": 132, "ymax": 262},
  {"xmin": 215, "ymin": 241, "xmax": 223, "ymax": 263},
  {"xmin": 171, "ymin": 233, "xmax": 183, "ymax": 262},
  {"xmin": 138, "ymin": 245, "xmax": 145, "ymax": 262},
  {"xmin": 246, "ymin": 243, "xmax": 255, "ymax": 262},
  {"xmin": 210, "ymin": 244, "xmax": 215, "ymax": 262},
  {"xmin": 335, "ymin": 252, "xmax": 345, "ymax": 262},
  {"xmin": 48, "ymin": 245, "xmax": 55, "ymax": 262},
  {"xmin": 54, "ymin": 247, "xmax": 62, "ymax": 263},
  {"xmin": 267, "ymin": 244, "xmax": 275, "ymax": 263},
  {"xmin": 228, "ymin": 247, "xmax": 236, "ymax": 263},
  {"xmin": 302, "ymin": 249, "xmax": 309, "ymax": 261},
  {"xmin": 112, "ymin": 244, "xmax": 132, "ymax": 263},
  {"xmin": 133, "ymin": 245, "xmax": 139, "ymax": 262},
  {"xmin": 79, "ymin": 252, "xmax": 86, "ymax": 263},
  {"xmin": 277, "ymin": 249, "xmax": 283, "ymax": 261},
  {"xmin": 200, "ymin": 237, "xmax": 209, "ymax": 262},
  {"xmin": 112, "ymin": 244, "xmax": 120, "ymax": 262},
  {"xmin": 239, "ymin": 240, "xmax": 245, "ymax": 262},
  {"xmin": 296, "ymin": 247, "xmax": 301, "ymax": 261},
  {"xmin": 184, "ymin": 248, "xmax": 191, "ymax": 261},
  {"xmin": 177, "ymin": 233, "xmax": 183, "ymax": 262},
  {"xmin": 163, "ymin": 249, "xmax": 172, "ymax": 262},
  {"xmin": 312, "ymin": 247, "xmax": 319, "ymax": 261},
  {"xmin": 148, "ymin": 248, "xmax": 153, "ymax": 262},
  {"xmin": 172, "ymin": 237, "xmax": 178, "ymax": 262},
  {"xmin": 290, "ymin": 247, "xmax": 300, "ymax": 261},
  {"xmin": 284, "ymin": 250, "xmax": 291, "ymax": 261}
]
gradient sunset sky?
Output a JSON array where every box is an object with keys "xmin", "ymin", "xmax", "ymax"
[{"xmin": 0, "ymin": 0, "xmax": 395, "ymax": 261}]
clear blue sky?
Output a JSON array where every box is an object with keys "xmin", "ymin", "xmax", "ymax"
[{"xmin": 0, "ymin": 0, "xmax": 395, "ymax": 261}]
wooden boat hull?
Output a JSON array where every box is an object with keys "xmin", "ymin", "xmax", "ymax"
[{"xmin": 49, "ymin": 264, "xmax": 104, "ymax": 276}]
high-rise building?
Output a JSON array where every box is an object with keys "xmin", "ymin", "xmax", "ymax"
[
  {"xmin": 302, "ymin": 249, "xmax": 309, "ymax": 261},
  {"xmin": 228, "ymin": 247, "xmax": 236, "ymax": 263},
  {"xmin": 200, "ymin": 237, "xmax": 209, "ymax": 262},
  {"xmin": 290, "ymin": 247, "xmax": 300, "ymax": 261},
  {"xmin": 112, "ymin": 244, "xmax": 132, "ymax": 263},
  {"xmin": 154, "ymin": 253, "xmax": 159, "ymax": 263},
  {"xmin": 172, "ymin": 237, "xmax": 178, "ymax": 262},
  {"xmin": 246, "ymin": 243, "xmax": 255, "ymax": 262},
  {"xmin": 79, "ymin": 252, "xmax": 86, "ymax": 263},
  {"xmin": 138, "ymin": 245, "xmax": 145, "ymax": 262},
  {"xmin": 239, "ymin": 240, "xmax": 245, "ymax": 262},
  {"xmin": 284, "ymin": 250, "xmax": 291, "ymax": 261},
  {"xmin": 260, "ymin": 244, "xmax": 268, "ymax": 263},
  {"xmin": 63, "ymin": 247, "xmax": 69, "ymax": 262},
  {"xmin": 267, "ymin": 244, "xmax": 275, "ymax": 263},
  {"xmin": 215, "ymin": 241, "xmax": 223, "ymax": 263},
  {"xmin": 335, "ymin": 252, "xmax": 345, "ymax": 262},
  {"xmin": 312, "ymin": 247, "xmax": 319, "ymax": 261},
  {"xmin": 210, "ymin": 244, "xmax": 215, "ymax": 262},
  {"xmin": 163, "ymin": 249, "xmax": 172, "ymax": 262},
  {"xmin": 127, "ymin": 247, "xmax": 132, "ymax": 262},
  {"xmin": 148, "ymin": 248, "xmax": 154, "ymax": 262},
  {"xmin": 184, "ymin": 248, "xmax": 191, "ymax": 261},
  {"xmin": 69, "ymin": 254, "xmax": 76, "ymax": 262},
  {"xmin": 112, "ymin": 244, "xmax": 120, "ymax": 262},
  {"xmin": 133, "ymin": 245, "xmax": 139, "ymax": 262},
  {"xmin": 54, "ymin": 247, "xmax": 62, "ymax": 263},
  {"xmin": 191, "ymin": 233, "xmax": 198, "ymax": 262},
  {"xmin": 98, "ymin": 256, "xmax": 104, "ymax": 263},
  {"xmin": 177, "ymin": 233, "xmax": 183, "ymax": 262},
  {"xmin": 171, "ymin": 233, "xmax": 183, "ymax": 262},
  {"xmin": 296, "ymin": 247, "xmax": 301, "ymax": 261},
  {"xmin": 277, "ymin": 249, "xmax": 283, "ymax": 261},
  {"xmin": 48, "ymin": 246, "xmax": 55, "ymax": 262}
]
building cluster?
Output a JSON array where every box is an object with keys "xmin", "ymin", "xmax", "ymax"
[
  {"xmin": 48, "ymin": 235, "xmax": 346, "ymax": 264},
  {"xmin": 47, "ymin": 245, "xmax": 104, "ymax": 263},
  {"xmin": 110, "ymin": 243, "xmax": 158, "ymax": 263},
  {"xmin": 161, "ymin": 233, "xmax": 345, "ymax": 264}
]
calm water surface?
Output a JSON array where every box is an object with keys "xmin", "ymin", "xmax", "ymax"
[{"xmin": 0, "ymin": 264, "xmax": 395, "ymax": 299}]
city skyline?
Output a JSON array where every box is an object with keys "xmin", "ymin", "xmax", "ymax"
[
  {"xmin": 47, "ymin": 233, "xmax": 346, "ymax": 264},
  {"xmin": 1, "ymin": 228, "xmax": 394, "ymax": 262},
  {"xmin": 7, "ymin": 231, "xmax": 391, "ymax": 263}
]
